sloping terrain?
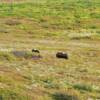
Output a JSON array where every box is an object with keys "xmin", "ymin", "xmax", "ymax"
[{"xmin": 0, "ymin": 0, "xmax": 100, "ymax": 100}]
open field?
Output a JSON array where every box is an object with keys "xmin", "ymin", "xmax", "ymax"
[{"xmin": 0, "ymin": 0, "xmax": 100, "ymax": 100}]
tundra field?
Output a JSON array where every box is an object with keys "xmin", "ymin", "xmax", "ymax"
[{"xmin": 0, "ymin": 0, "xmax": 100, "ymax": 100}]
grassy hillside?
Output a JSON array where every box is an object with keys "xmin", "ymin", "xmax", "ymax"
[
  {"xmin": 0, "ymin": 0, "xmax": 100, "ymax": 100},
  {"xmin": 0, "ymin": 0, "xmax": 100, "ymax": 38}
]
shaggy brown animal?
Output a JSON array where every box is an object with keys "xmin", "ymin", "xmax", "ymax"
[
  {"xmin": 56, "ymin": 52, "xmax": 68, "ymax": 59},
  {"xmin": 32, "ymin": 49, "xmax": 40, "ymax": 53}
]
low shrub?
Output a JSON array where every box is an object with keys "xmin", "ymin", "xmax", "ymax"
[
  {"xmin": 73, "ymin": 84, "xmax": 93, "ymax": 92},
  {"xmin": 5, "ymin": 19, "xmax": 21, "ymax": 26},
  {"xmin": 0, "ymin": 52, "xmax": 16, "ymax": 61}
]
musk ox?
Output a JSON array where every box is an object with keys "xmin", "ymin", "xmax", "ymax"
[
  {"xmin": 56, "ymin": 52, "xmax": 68, "ymax": 59},
  {"xmin": 32, "ymin": 49, "xmax": 40, "ymax": 53}
]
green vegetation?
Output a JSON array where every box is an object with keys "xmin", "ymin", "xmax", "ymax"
[
  {"xmin": 0, "ymin": 0, "xmax": 100, "ymax": 100},
  {"xmin": 73, "ymin": 84, "xmax": 94, "ymax": 92},
  {"xmin": 0, "ymin": 52, "xmax": 16, "ymax": 61},
  {"xmin": 0, "ymin": 0, "xmax": 100, "ymax": 39}
]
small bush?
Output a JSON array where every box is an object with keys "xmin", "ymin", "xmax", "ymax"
[
  {"xmin": 73, "ymin": 84, "xmax": 93, "ymax": 92},
  {"xmin": 0, "ymin": 52, "xmax": 16, "ymax": 61},
  {"xmin": 52, "ymin": 91, "xmax": 80, "ymax": 100},
  {"xmin": 0, "ymin": 89, "xmax": 30, "ymax": 100},
  {"xmin": 71, "ymin": 36, "xmax": 91, "ymax": 40},
  {"xmin": 5, "ymin": 20, "xmax": 21, "ymax": 26}
]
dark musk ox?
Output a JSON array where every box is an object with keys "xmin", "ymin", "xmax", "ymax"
[
  {"xmin": 56, "ymin": 52, "xmax": 68, "ymax": 59},
  {"xmin": 32, "ymin": 49, "xmax": 40, "ymax": 53}
]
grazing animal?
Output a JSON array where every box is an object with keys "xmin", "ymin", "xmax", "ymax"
[
  {"xmin": 56, "ymin": 52, "xmax": 68, "ymax": 59},
  {"xmin": 32, "ymin": 49, "xmax": 40, "ymax": 53}
]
